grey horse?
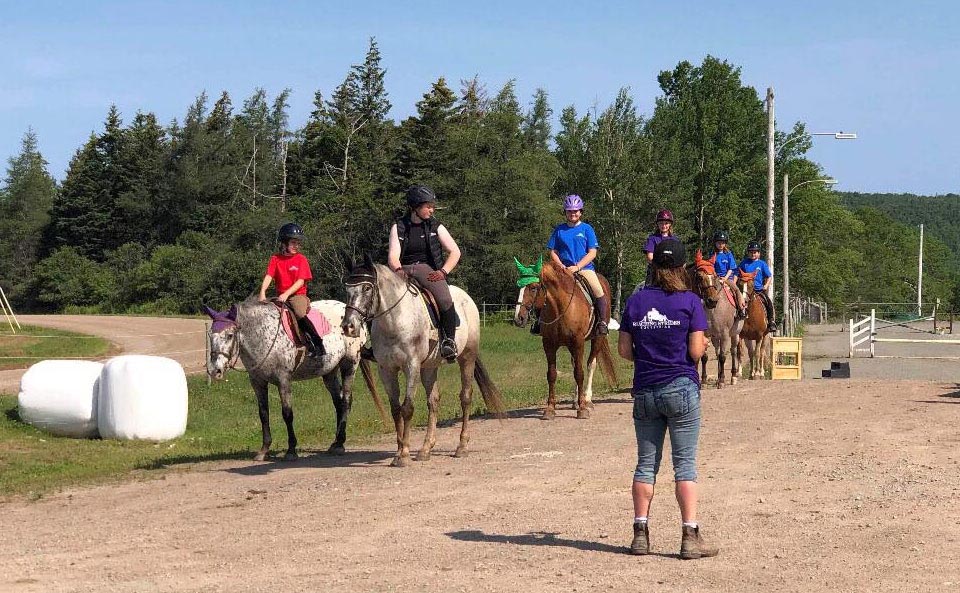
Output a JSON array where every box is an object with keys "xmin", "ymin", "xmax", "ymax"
[
  {"xmin": 341, "ymin": 255, "xmax": 506, "ymax": 467},
  {"xmin": 690, "ymin": 260, "xmax": 744, "ymax": 388},
  {"xmin": 204, "ymin": 297, "xmax": 385, "ymax": 461}
]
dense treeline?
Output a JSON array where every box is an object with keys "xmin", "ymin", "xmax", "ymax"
[
  {"xmin": 838, "ymin": 192, "xmax": 960, "ymax": 261},
  {"xmin": 1, "ymin": 40, "xmax": 957, "ymax": 316}
]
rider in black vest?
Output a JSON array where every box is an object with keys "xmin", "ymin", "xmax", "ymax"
[{"xmin": 388, "ymin": 185, "xmax": 463, "ymax": 361}]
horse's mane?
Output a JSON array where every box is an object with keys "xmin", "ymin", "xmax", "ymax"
[{"xmin": 541, "ymin": 260, "xmax": 578, "ymax": 292}]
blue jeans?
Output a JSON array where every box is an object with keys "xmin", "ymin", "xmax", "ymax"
[{"xmin": 633, "ymin": 376, "xmax": 701, "ymax": 484}]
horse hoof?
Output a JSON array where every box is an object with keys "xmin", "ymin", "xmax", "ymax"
[
  {"xmin": 577, "ymin": 408, "xmax": 590, "ymax": 420},
  {"xmin": 542, "ymin": 409, "xmax": 556, "ymax": 420},
  {"xmin": 416, "ymin": 450, "xmax": 431, "ymax": 462},
  {"xmin": 327, "ymin": 444, "xmax": 346, "ymax": 456},
  {"xmin": 454, "ymin": 447, "xmax": 468, "ymax": 458},
  {"xmin": 391, "ymin": 455, "xmax": 410, "ymax": 468},
  {"xmin": 253, "ymin": 451, "xmax": 268, "ymax": 462},
  {"xmin": 282, "ymin": 451, "xmax": 298, "ymax": 462}
]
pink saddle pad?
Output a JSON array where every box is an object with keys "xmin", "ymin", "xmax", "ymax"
[{"xmin": 278, "ymin": 305, "xmax": 332, "ymax": 347}]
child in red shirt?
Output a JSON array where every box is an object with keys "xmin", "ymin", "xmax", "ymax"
[{"xmin": 258, "ymin": 223, "xmax": 324, "ymax": 357}]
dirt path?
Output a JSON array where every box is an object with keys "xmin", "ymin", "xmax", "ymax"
[
  {"xmin": 0, "ymin": 315, "xmax": 207, "ymax": 394},
  {"xmin": 1, "ymin": 317, "xmax": 959, "ymax": 592},
  {"xmin": 2, "ymin": 384, "xmax": 959, "ymax": 591}
]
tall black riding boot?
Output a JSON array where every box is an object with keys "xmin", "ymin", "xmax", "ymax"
[
  {"xmin": 593, "ymin": 294, "xmax": 609, "ymax": 336},
  {"xmin": 439, "ymin": 307, "xmax": 459, "ymax": 361},
  {"xmin": 762, "ymin": 294, "xmax": 777, "ymax": 334},
  {"xmin": 298, "ymin": 317, "xmax": 326, "ymax": 357}
]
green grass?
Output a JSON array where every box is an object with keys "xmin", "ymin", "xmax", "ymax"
[
  {"xmin": 0, "ymin": 325, "xmax": 630, "ymax": 497},
  {"xmin": 0, "ymin": 325, "xmax": 112, "ymax": 370}
]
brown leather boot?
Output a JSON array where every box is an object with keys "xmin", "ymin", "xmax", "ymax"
[
  {"xmin": 680, "ymin": 525, "xmax": 719, "ymax": 559},
  {"xmin": 630, "ymin": 521, "xmax": 650, "ymax": 555}
]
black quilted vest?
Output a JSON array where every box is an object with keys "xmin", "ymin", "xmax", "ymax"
[{"xmin": 397, "ymin": 214, "xmax": 445, "ymax": 270}]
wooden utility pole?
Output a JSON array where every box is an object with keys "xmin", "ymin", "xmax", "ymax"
[
  {"xmin": 766, "ymin": 87, "xmax": 776, "ymax": 300},
  {"xmin": 783, "ymin": 173, "xmax": 790, "ymax": 335},
  {"xmin": 918, "ymin": 223, "xmax": 924, "ymax": 317}
]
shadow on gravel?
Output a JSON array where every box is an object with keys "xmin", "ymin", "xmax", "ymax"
[
  {"xmin": 915, "ymin": 384, "xmax": 960, "ymax": 405},
  {"xmin": 222, "ymin": 449, "xmax": 395, "ymax": 476},
  {"xmin": 447, "ymin": 529, "xmax": 678, "ymax": 558}
]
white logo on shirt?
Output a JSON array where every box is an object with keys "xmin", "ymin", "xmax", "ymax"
[
  {"xmin": 633, "ymin": 308, "xmax": 681, "ymax": 329},
  {"xmin": 289, "ymin": 265, "xmax": 299, "ymax": 272}
]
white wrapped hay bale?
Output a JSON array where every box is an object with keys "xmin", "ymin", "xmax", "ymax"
[
  {"xmin": 18, "ymin": 360, "xmax": 103, "ymax": 438},
  {"xmin": 98, "ymin": 355, "xmax": 188, "ymax": 441}
]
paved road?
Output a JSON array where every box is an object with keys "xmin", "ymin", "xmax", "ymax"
[
  {"xmin": 0, "ymin": 315, "xmax": 208, "ymax": 394},
  {"xmin": 802, "ymin": 322, "xmax": 959, "ymax": 381}
]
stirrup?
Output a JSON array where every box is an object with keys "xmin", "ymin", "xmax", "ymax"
[{"xmin": 439, "ymin": 338, "xmax": 458, "ymax": 361}]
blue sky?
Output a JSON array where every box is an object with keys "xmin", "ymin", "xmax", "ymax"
[{"xmin": 2, "ymin": 0, "xmax": 957, "ymax": 195}]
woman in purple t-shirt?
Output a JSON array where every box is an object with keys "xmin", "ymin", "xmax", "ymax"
[
  {"xmin": 618, "ymin": 238, "xmax": 718, "ymax": 559},
  {"xmin": 642, "ymin": 209, "xmax": 676, "ymax": 286}
]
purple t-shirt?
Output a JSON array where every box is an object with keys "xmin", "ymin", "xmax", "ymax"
[
  {"xmin": 621, "ymin": 287, "xmax": 708, "ymax": 389},
  {"xmin": 643, "ymin": 233, "xmax": 673, "ymax": 254}
]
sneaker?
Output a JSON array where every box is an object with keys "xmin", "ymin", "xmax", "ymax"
[
  {"xmin": 439, "ymin": 338, "xmax": 458, "ymax": 361},
  {"xmin": 630, "ymin": 522, "xmax": 650, "ymax": 556},
  {"xmin": 680, "ymin": 525, "xmax": 719, "ymax": 560}
]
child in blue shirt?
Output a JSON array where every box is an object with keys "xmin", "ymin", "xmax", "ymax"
[
  {"xmin": 738, "ymin": 240, "xmax": 776, "ymax": 333},
  {"xmin": 708, "ymin": 231, "xmax": 746, "ymax": 318},
  {"xmin": 532, "ymin": 194, "xmax": 609, "ymax": 337}
]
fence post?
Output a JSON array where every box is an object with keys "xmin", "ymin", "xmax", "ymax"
[
  {"xmin": 849, "ymin": 317, "xmax": 854, "ymax": 358},
  {"xmin": 869, "ymin": 309, "xmax": 876, "ymax": 358}
]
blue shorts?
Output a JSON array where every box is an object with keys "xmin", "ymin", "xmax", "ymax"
[{"xmin": 632, "ymin": 376, "xmax": 701, "ymax": 484}]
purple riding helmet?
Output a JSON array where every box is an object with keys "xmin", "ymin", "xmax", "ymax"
[{"xmin": 563, "ymin": 194, "xmax": 585, "ymax": 211}]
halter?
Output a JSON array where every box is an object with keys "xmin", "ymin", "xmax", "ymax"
[
  {"xmin": 208, "ymin": 307, "xmax": 285, "ymax": 375},
  {"xmin": 524, "ymin": 273, "xmax": 582, "ymax": 329},
  {"xmin": 344, "ymin": 268, "xmax": 416, "ymax": 324},
  {"xmin": 694, "ymin": 268, "xmax": 721, "ymax": 307}
]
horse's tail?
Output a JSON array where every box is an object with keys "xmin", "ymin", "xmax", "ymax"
[
  {"xmin": 359, "ymin": 359, "xmax": 389, "ymax": 427},
  {"xmin": 473, "ymin": 357, "xmax": 507, "ymax": 419},
  {"xmin": 594, "ymin": 335, "xmax": 620, "ymax": 390}
]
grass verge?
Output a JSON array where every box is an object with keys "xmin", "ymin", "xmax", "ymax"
[
  {"xmin": 0, "ymin": 325, "xmax": 630, "ymax": 498},
  {"xmin": 0, "ymin": 325, "xmax": 112, "ymax": 370}
]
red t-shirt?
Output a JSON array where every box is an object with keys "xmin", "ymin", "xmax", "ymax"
[{"xmin": 266, "ymin": 253, "xmax": 312, "ymax": 295}]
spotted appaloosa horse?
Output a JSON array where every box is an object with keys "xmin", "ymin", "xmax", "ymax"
[
  {"xmin": 341, "ymin": 255, "xmax": 506, "ymax": 467},
  {"xmin": 690, "ymin": 251, "xmax": 744, "ymax": 388},
  {"xmin": 736, "ymin": 270, "xmax": 772, "ymax": 379},
  {"xmin": 204, "ymin": 298, "xmax": 385, "ymax": 461},
  {"xmin": 514, "ymin": 259, "xmax": 619, "ymax": 419}
]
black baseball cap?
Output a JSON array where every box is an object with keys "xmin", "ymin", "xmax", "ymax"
[{"xmin": 653, "ymin": 239, "xmax": 686, "ymax": 269}]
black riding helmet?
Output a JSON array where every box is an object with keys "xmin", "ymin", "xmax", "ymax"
[
  {"xmin": 746, "ymin": 240, "xmax": 762, "ymax": 252},
  {"xmin": 713, "ymin": 230, "xmax": 729, "ymax": 243},
  {"xmin": 406, "ymin": 185, "xmax": 438, "ymax": 209},
  {"xmin": 278, "ymin": 222, "xmax": 305, "ymax": 243}
]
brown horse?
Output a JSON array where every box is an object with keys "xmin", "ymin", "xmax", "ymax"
[
  {"xmin": 690, "ymin": 251, "xmax": 743, "ymax": 388},
  {"xmin": 736, "ymin": 270, "xmax": 772, "ymax": 379},
  {"xmin": 514, "ymin": 260, "xmax": 619, "ymax": 419}
]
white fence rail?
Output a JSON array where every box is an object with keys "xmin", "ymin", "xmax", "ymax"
[{"xmin": 849, "ymin": 308, "xmax": 960, "ymax": 359}]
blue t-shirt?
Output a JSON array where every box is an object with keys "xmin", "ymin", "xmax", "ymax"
[
  {"xmin": 738, "ymin": 258, "xmax": 772, "ymax": 291},
  {"xmin": 643, "ymin": 233, "xmax": 673, "ymax": 254},
  {"xmin": 621, "ymin": 287, "xmax": 708, "ymax": 389},
  {"xmin": 547, "ymin": 222, "xmax": 599, "ymax": 270},
  {"xmin": 711, "ymin": 250, "xmax": 738, "ymax": 277}
]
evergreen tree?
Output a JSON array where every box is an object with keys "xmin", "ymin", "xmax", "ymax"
[
  {"xmin": 522, "ymin": 88, "xmax": 553, "ymax": 151},
  {"xmin": 0, "ymin": 130, "xmax": 57, "ymax": 306}
]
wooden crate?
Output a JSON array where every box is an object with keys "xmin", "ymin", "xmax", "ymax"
[{"xmin": 771, "ymin": 337, "xmax": 803, "ymax": 380}]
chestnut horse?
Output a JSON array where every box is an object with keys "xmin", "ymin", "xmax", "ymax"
[
  {"xmin": 690, "ymin": 251, "xmax": 743, "ymax": 388},
  {"xmin": 736, "ymin": 270, "xmax": 772, "ymax": 379},
  {"xmin": 514, "ymin": 259, "xmax": 619, "ymax": 419}
]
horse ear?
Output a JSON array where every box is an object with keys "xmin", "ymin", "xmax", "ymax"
[
  {"xmin": 201, "ymin": 304, "xmax": 220, "ymax": 319},
  {"xmin": 709, "ymin": 254, "xmax": 716, "ymax": 264},
  {"xmin": 363, "ymin": 252, "xmax": 375, "ymax": 270},
  {"xmin": 695, "ymin": 249, "xmax": 703, "ymax": 263},
  {"xmin": 227, "ymin": 304, "xmax": 238, "ymax": 320},
  {"xmin": 534, "ymin": 254, "xmax": 544, "ymax": 275}
]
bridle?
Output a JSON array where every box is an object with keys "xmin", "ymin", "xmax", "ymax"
[
  {"xmin": 208, "ymin": 307, "xmax": 285, "ymax": 375},
  {"xmin": 344, "ymin": 268, "xmax": 416, "ymax": 324},
  {"xmin": 520, "ymin": 275, "xmax": 579, "ymax": 328},
  {"xmin": 693, "ymin": 268, "xmax": 721, "ymax": 309}
]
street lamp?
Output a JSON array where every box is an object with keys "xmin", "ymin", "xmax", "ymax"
[
  {"xmin": 782, "ymin": 175, "xmax": 838, "ymax": 335},
  {"xmin": 765, "ymin": 86, "xmax": 857, "ymax": 300}
]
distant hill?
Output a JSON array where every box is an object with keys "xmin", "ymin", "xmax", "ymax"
[{"xmin": 838, "ymin": 192, "xmax": 960, "ymax": 259}]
